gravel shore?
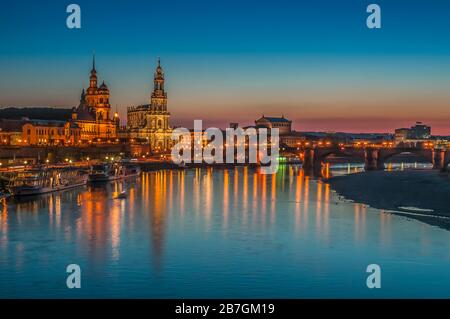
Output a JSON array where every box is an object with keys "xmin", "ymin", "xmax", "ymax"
[{"xmin": 327, "ymin": 170, "xmax": 450, "ymax": 230}]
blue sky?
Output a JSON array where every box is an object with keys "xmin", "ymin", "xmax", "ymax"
[{"xmin": 1, "ymin": 0, "xmax": 450, "ymax": 133}]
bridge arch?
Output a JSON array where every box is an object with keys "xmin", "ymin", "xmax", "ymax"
[
  {"xmin": 378, "ymin": 149, "xmax": 434, "ymax": 167},
  {"xmin": 316, "ymin": 148, "xmax": 366, "ymax": 163}
]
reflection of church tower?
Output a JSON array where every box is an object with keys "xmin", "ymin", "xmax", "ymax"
[
  {"xmin": 150, "ymin": 58, "xmax": 168, "ymax": 112},
  {"xmin": 149, "ymin": 171, "xmax": 168, "ymax": 271}
]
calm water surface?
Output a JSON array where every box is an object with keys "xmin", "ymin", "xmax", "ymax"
[{"xmin": 1, "ymin": 165, "xmax": 450, "ymax": 298}]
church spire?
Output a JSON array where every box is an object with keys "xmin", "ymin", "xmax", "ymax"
[
  {"xmin": 151, "ymin": 58, "xmax": 167, "ymax": 111},
  {"xmin": 154, "ymin": 58, "xmax": 164, "ymax": 92},
  {"xmin": 88, "ymin": 53, "xmax": 98, "ymax": 89},
  {"xmin": 155, "ymin": 57, "xmax": 163, "ymax": 76},
  {"xmin": 92, "ymin": 52, "xmax": 96, "ymax": 73}
]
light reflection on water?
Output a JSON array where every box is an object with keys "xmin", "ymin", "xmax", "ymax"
[{"xmin": 0, "ymin": 165, "xmax": 450, "ymax": 298}]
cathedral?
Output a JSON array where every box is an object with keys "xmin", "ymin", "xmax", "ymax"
[
  {"xmin": 127, "ymin": 59, "xmax": 173, "ymax": 152},
  {"xmin": 72, "ymin": 56, "xmax": 120, "ymax": 142}
]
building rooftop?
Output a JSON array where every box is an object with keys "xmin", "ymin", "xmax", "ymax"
[
  {"xmin": 0, "ymin": 119, "xmax": 25, "ymax": 132},
  {"xmin": 26, "ymin": 120, "xmax": 68, "ymax": 127},
  {"xmin": 0, "ymin": 107, "xmax": 72, "ymax": 121},
  {"xmin": 256, "ymin": 116, "xmax": 291, "ymax": 123}
]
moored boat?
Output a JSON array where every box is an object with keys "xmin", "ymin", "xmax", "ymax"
[
  {"xmin": 88, "ymin": 162, "xmax": 141, "ymax": 182},
  {"xmin": 7, "ymin": 168, "xmax": 88, "ymax": 197}
]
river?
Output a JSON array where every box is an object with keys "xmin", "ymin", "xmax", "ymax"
[{"xmin": 1, "ymin": 165, "xmax": 449, "ymax": 298}]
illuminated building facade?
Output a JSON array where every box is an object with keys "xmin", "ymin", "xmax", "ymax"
[
  {"xmin": 72, "ymin": 56, "xmax": 120, "ymax": 143},
  {"xmin": 0, "ymin": 119, "xmax": 26, "ymax": 145},
  {"xmin": 127, "ymin": 59, "xmax": 173, "ymax": 152},
  {"xmin": 254, "ymin": 115, "xmax": 304, "ymax": 148},
  {"xmin": 394, "ymin": 122, "xmax": 432, "ymax": 146},
  {"xmin": 22, "ymin": 120, "xmax": 81, "ymax": 145},
  {"xmin": 255, "ymin": 115, "xmax": 292, "ymax": 136},
  {"xmin": 0, "ymin": 118, "xmax": 80, "ymax": 146}
]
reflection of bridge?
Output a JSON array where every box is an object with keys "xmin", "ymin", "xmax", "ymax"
[{"xmin": 296, "ymin": 147, "xmax": 450, "ymax": 174}]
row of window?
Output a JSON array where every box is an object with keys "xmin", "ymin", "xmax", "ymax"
[
  {"xmin": 26, "ymin": 128, "xmax": 80, "ymax": 137},
  {"xmin": 33, "ymin": 128, "xmax": 64, "ymax": 136},
  {"xmin": 271, "ymin": 123, "xmax": 291, "ymax": 127}
]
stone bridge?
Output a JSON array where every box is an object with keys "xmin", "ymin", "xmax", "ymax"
[{"xmin": 299, "ymin": 147, "xmax": 450, "ymax": 174}]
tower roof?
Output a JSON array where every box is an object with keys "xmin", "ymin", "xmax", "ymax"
[
  {"xmin": 80, "ymin": 88, "xmax": 86, "ymax": 102},
  {"xmin": 98, "ymin": 81, "xmax": 109, "ymax": 91},
  {"xmin": 155, "ymin": 57, "xmax": 163, "ymax": 76},
  {"xmin": 91, "ymin": 53, "xmax": 96, "ymax": 73}
]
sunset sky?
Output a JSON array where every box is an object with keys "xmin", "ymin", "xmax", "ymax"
[{"xmin": 1, "ymin": 0, "xmax": 450, "ymax": 134}]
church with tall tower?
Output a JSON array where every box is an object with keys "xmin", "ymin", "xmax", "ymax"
[
  {"xmin": 72, "ymin": 55, "xmax": 120, "ymax": 142},
  {"xmin": 127, "ymin": 59, "xmax": 173, "ymax": 152}
]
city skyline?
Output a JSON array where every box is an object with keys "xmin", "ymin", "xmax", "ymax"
[
  {"xmin": 2, "ymin": 1, "xmax": 450, "ymax": 304},
  {"xmin": 1, "ymin": 0, "xmax": 450, "ymax": 134}
]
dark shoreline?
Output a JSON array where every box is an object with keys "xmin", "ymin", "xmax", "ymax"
[{"xmin": 327, "ymin": 170, "xmax": 450, "ymax": 230}]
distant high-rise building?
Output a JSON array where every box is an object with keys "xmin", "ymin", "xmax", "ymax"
[
  {"xmin": 409, "ymin": 122, "xmax": 431, "ymax": 139},
  {"xmin": 394, "ymin": 122, "xmax": 431, "ymax": 146}
]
